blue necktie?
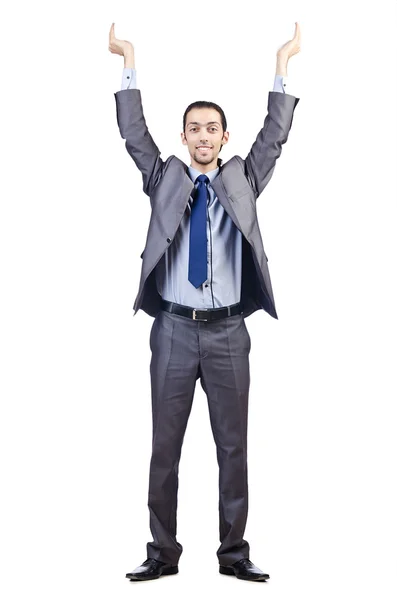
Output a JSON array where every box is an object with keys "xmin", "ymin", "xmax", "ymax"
[{"xmin": 188, "ymin": 174, "xmax": 209, "ymax": 288}]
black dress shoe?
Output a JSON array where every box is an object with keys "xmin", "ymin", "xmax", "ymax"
[
  {"xmin": 219, "ymin": 558, "xmax": 270, "ymax": 581},
  {"xmin": 126, "ymin": 558, "xmax": 178, "ymax": 581}
]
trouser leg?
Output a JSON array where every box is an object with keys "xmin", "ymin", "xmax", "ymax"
[
  {"xmin": 198, "ymin": 313, "xmax": 251, "ymax": 566},
  {"xmin": 146, "ymin": 310, "xmax": 199, "ymax": 565}
]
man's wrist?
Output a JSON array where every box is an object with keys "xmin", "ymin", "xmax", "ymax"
[
  {"xmin": 124, "ymin": 49, "xmax": 135, "ymax": 69},
  {"xmin": 276, "ymin": 53, "xmax": 288, "ymax": 76}
]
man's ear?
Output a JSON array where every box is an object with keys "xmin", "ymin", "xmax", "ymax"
[
  {"xmin": 222, "ymin": 131, "xmax": 230, "ymax": 145},
  {"xmin": 181, "ymin": 132, "xmax": 187, "ymax": 145}
]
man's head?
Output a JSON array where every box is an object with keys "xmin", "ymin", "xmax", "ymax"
[{"xmin": 181, "ymin": 101, "xmax": 229, "ymax": 173}]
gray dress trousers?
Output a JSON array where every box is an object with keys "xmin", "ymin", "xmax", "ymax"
[{"xmin": 146, "ymin": 307, "xmax": 252, "ymax": 567}]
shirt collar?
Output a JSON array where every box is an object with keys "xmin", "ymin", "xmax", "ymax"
[{"xmin": 188, "ymin": 165, "xmax": 219, "ymax": 184}]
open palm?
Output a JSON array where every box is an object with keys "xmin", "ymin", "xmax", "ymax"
[
  {"xmin": 108, "ymin": 22, "xmax": 134, "ymax": 57},
  {"xmin": 277, "ymin": 22, "xmax": 301, "ymax": 59}
]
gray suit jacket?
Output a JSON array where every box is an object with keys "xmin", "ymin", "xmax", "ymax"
[{"xmin": 114, "ymin": 89, "xmax": 300, "ymax": 320}]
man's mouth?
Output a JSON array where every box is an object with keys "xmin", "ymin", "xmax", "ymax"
[{"xmin": 197, "ymin": 146, "xmax": 212, "ymax": 152}]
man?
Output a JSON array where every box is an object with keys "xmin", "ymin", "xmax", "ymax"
[{"xmin": 109, "ymin": 21, "xmax": 301, "ymax": 582}]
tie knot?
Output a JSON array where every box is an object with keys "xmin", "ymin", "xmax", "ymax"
[{"xmin": 195, "ymin": 174, "xmax": 209, "ymax": 185}]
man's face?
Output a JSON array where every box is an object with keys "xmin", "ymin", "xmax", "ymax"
[{"xmin": 181, "ymin": 107, "xmax": 229, "ymax": 171}]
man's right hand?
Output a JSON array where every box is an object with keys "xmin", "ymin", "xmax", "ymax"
[{"xmin": 108, "ymin": 23, "xmax": 134, "ymax": 65}]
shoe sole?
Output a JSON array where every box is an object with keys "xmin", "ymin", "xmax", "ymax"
[
  {"xmin": 126, "ymin": 566, "xmax": 179, "ymax": 581},
  {"xmin": 219, "ymin": 565, "xmax": 269, "ymax": 581}
]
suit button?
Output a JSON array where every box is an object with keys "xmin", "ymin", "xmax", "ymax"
[{"xmin": 167, "ymin": 237, "xmax": 171, "ymax": 243}]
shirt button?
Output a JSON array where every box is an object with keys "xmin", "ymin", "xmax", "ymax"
[
  {"xmin": 166, "ymin": 237, "xmax": 171, "ymax": 243},
  {"xmin": 205, "ymin": 284, "xmax": 208, "ymax": 287}
]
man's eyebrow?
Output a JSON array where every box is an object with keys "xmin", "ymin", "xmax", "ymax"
[{"xmin": 187, "ymin": 121, "xmax": 220, "ymax": 126}]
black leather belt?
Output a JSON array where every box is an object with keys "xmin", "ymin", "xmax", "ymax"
[{"xmin": 161, "ymin": 299, "xmax": 243, "ymax": 322}]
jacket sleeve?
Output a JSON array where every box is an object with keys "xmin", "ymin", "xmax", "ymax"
[
  {"xmin": 244, "ymin": 91, "xmax": 300, "ymax": 198},
  {"xmin": 114, "ymin": 88, "xmax": 165, "ymax": 196}
]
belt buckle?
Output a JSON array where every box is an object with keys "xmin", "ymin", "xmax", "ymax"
[{"xmin": 192, "ymin": 308, "xmax": 208, "ymax": 321}]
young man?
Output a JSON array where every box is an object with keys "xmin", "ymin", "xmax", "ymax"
[{"xmin": 109, "ymin": 21, "xmax": 301, "ymax": 583}]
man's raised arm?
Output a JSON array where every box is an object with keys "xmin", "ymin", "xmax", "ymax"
[
  {"xmin": 109, "ymin": 23, "xmax": 165, "ymax": 196},
  {"xmin": 244, "ymin": 22, "xmax": 301, "ymax": 198}
]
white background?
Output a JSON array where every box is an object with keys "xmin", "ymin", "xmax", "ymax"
[{"xmin": 1, "ymin": 0, "xmax": 396, "ymax": 598}]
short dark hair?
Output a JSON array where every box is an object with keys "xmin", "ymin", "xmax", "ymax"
[{"xmin": 183, "ymin": 101, "xmax": 227, "ymax": 159}]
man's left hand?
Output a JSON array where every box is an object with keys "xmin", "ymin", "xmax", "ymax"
[{"xmin": 277, "ymin": 22, "xmax": 301, "ymax": 60}]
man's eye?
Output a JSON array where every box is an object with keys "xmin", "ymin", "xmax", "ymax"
[{"xmin": 190, "ymin": 127, "xmax": 217, "ymax": 132}]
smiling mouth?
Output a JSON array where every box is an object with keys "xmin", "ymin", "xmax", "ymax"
[{"xmin": 197, "ymin": 146, "xmax": 212, "ymax": 152}]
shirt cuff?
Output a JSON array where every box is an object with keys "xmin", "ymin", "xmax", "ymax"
[
  {"xmin": 273, "ymin": 74, "xmax": 288, "ymax": 94},
  {"xmin": 121, "ymin": 68, "xmax": 137, "ymax": 90}
]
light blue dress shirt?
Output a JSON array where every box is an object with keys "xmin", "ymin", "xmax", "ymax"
[
  {"xmin": 156, "ymin": 164, "xmax": 242, "ymax": 308},
  {"xmin": 119, "ymin": 69, "xmax": 290, "ymax": 309}
]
